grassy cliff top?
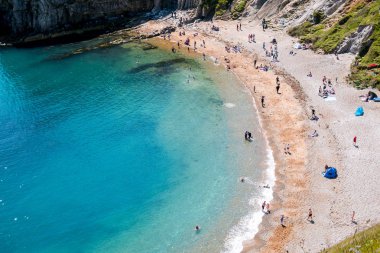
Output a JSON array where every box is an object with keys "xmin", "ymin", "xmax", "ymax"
[
  {"xmin": 288, "ymin": 0, "xmax": 380, "ymax": 89},
  {"xmin": 321, "ymin": 224, "xmax": 380, "ymax": 253}
]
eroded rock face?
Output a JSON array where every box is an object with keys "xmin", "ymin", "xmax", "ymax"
[
  {"xmin": 0, "ymin": 0, "xmax": 202, "ymax": 40},
  {"xmin": 336, "ymin": 25, "xmax": 374, "ymax": 54},
  {"xmin": 1, "ymin": 0, "xmax": 155, "ymax": 36}
]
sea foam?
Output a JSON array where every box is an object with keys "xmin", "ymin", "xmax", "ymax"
[{"xmin": 222, "ymin": 147, "xmax": 276, "ymax": 253}]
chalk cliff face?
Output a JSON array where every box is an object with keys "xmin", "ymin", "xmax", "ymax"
[{"xmin": 0, "ymin": 0, "xmax": 201, "ymax": 41}]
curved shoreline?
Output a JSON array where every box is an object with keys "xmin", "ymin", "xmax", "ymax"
[
  {"xmin": 136, "ymin": 15, "xmax": 380, "ymax": 252},
  {"xmin": 136, "ymin": 19, "xmax": 310, "ymax": 252}
]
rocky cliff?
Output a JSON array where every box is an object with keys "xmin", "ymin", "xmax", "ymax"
[{"xmin": 0, "ymin": 0, "xmax": 202, "ymax": 43}]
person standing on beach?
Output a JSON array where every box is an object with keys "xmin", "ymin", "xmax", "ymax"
[
  {"xmin": 353, "ymin": 136, "xmax": 357, "ymax": 147},
  {"xmin": 262, "ymin": 201, "xmax": 266, "ymax": 211},
  {"xmin": 261, "ymin": 96, "xmax": 265, "ymax": 108},
  {"xmin": 254, "ymin": 59, "xmax": 257, "ymax": 67},
  {"xmin": 307, "ymin": 208, "xmax": 313, "ymax": 222},
  {"xmin": 352, "ymin": 211, "xmax": 356, "ymax": 223},
  {"xmin": 239, "ymin": 23, "xmax": 242, "ymax": 31},
  {"xmin": 276, "ymin": 83, "xmax": 280, "ymax": 94},
  {"xmin": 280, "ymin": 215, "xmax": 285, "ymax": 227},
  {"xmin": 203, "ymin": 53, "xmax": 206, "ymax": 61},
  {"xmin": 237, "ymin": 24, "xmax": 239, "ymax": 31}
]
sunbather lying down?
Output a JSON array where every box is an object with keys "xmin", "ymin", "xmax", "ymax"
[{"xmin": 308, "ymin": 130, "xmax": 318, "ymax": 137}]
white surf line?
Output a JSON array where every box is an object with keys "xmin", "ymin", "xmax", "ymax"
[{"xmin": 221, "ymin": 74, "xmax": 276, "ymax": 253}]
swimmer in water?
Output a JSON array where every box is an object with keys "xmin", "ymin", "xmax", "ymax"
[
  {"xmin": 240, "ymin": 177, "xmax": 245, "ymax": 183},
  {"xmin": 195, "ymin": 225, "xmax": 201, "ymax": 231}
]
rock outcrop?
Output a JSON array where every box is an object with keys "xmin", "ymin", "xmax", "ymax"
[
  {"xmin": 0, "ymin": 0, "xmax": 202, "ymax": 43},
  {"xmin": 336, "ymin": 25, "xmax": 374, "ymax": 54}
]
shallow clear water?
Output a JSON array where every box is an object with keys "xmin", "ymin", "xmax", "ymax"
[{"xmin": 0, "ymin": 40, "xmax": 268, "ymax": 253}]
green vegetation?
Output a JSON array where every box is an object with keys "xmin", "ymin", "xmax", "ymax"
[
  {"xmin": 202, "ymin": 0, "xmax": 246, "ymax": 18},
  {"xmin": 320, "ymin": 224, "xmax": 380, "ymax": 253},
  {"xmin": 202, "ymin": 0, "xmax": 233, "ymax": 17},
  {"xmin": 288, "ymin": 0, "xmax": 380, "ymax": 89},
  {"xmin": 231, "ymin": 0, "xmax": 247, "ymax": 19}
]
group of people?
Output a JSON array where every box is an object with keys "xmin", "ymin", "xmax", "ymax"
[
  {"xmin": 318, "ymin": 76, "xmax": 336, "ymax": 98},
  {"xmin": 248, "ymin": 33, "xmax": 256, "ymax": 43},
  {"xmin": 262, "ymin": 201, "xmax": 271, "ymax": 214},
  {"xmin": 244, "ymin": 131, "xmax": 253, "ymax": 141}
]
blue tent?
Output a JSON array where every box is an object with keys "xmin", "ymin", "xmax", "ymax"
[
  {"xmin": 323, "ymin": 167, "xmax": 337, "ymax": 179},
  {"xmin": 355, "ymin": 107, "xmax": 364, "ymax": 116}
]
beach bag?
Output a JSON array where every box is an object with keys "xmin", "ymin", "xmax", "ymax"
[{"xmin": 355, "ymin": 107, "xmax": 364, "ymax": 116}]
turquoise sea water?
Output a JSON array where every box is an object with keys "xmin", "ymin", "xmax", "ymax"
[{"xmin": 0, "ymin": 40, "xmax": 269, "ymax": 253}]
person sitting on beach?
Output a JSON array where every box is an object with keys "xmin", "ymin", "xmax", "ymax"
[
  {"xmin": 310, "ymin": 108, "xmax": 318, "ymax": 120},
  {"xmin": 184, "ymin": 38, "xmax": 190, "ymax": 46},
  {"xmin": 325, "ymin": 164, "xmax": 329, "ymax": 172},
  {"xmin": 307, "ymin": 71, "xmax": 312, "ymax": 77},
  {"xmin": 284, "ymin": 144, "xmax": 290, "ymax": 154},
  {"xmin": 308, "ymin": 130, "xmax": 318, "ymax": 138}
]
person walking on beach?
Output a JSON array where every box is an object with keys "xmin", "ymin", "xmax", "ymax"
[
  {"xmin": 353, "ymin": 136, "xmax": 357, "ymax": 147},
  {"xmin": 203, "ymin": 53, "xmax": 206, "ymax": 61},
  {"xmin": 239, "ymin": 23, "xmax": 242, "ymax": 31},
  {"xmin": 280, "ymin": 215, "xmax": 285, "ymax": 227},
  {"xmin": 262, "ymin": 201, "xmax": 266, "ymax": 212},
  {"xmin": 261, "ymin": 96, "xmax": 265, "ymax": 108},
  {"xmin": 307, "ymin": 208, "xmax": 313, "ymax": 222},
  {"xmin": 352, "ymin": 211, "xmax": 356, "ymax": 223},
  {"xmin": 276, "ymin": 83, "xmax": 280, "ymax": 94},
  {"xmin": 236, "ymin": 24, "xmax": 239, "ymax": 31}
]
